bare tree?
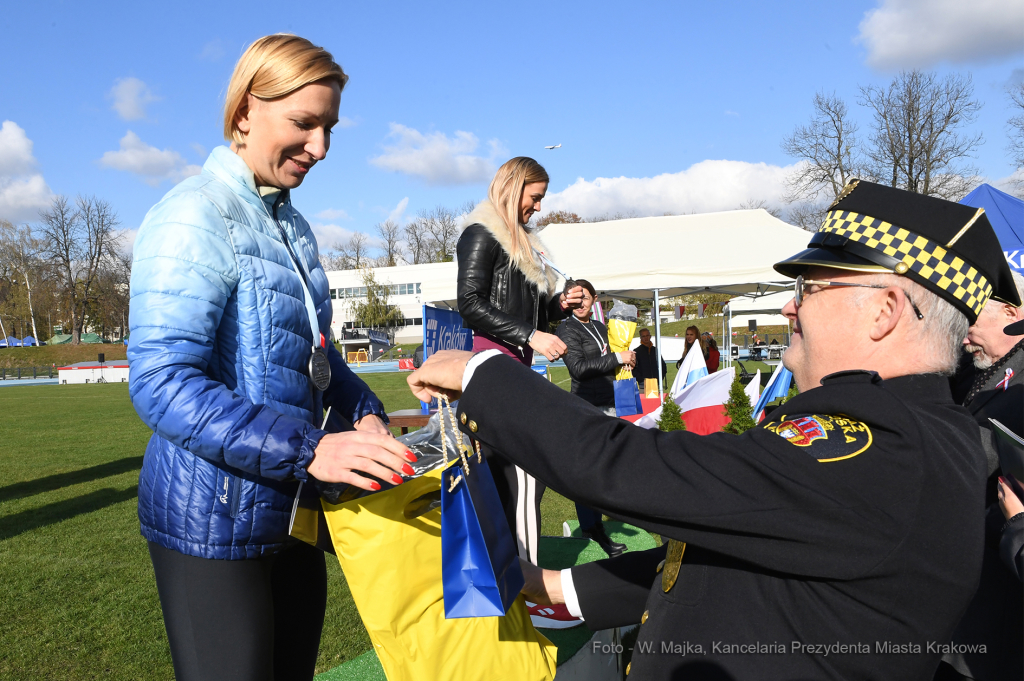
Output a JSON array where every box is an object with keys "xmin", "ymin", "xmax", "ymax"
[
  {"xmin": 333, "ymin": 232, "xmax": 372, "ymax": 270},
  {"xmin": 0, "ymin": 220, "xmax": 45, "ymax": 342},
  {"xmin": 39, "ymin": 195, "xmax": 122, "ymax": 344},
  {"xmin": 374, "ymin": 219, "xmax": 403, "ymax": 267},
  {"xmin": 781, "ymin": 92, "xmax": 865, "ymax": 205},
  {"xmin": 536, "ymin": 210, "xmax": 586, "ymax": 227},
  {"xmin": 403, "ymin": 218, "xmax": 435, "ymax": 264},
  {"xmin": 786, "ymin": 203, "xmax": 829, "ymax": 231},
  {"xmin": 319, "ymin": 249, "xmax": 349, "ymax": 272},
  {"xmin": 859, "ymin": 70, "xmax": 983, "ymax": 200},
  {"xmin": 736, "ymin": 199, "xmax": 783, "ymax": 220},
  {"xmin": 1007, "ymin": 82, "xmax": 1024, "ymax": 194},
  {"xmin": 419, "ymin": 205, "xmax": 460, "ymax": 262}
]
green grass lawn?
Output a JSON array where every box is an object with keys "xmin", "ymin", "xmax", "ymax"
[{"xmin": 0, "ymin": 376, "xmax": 591, "ymax": 679}]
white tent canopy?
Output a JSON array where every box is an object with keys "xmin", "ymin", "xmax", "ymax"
[
  {"xmin": 538, "ymin": 209, "xmax": 810, "ymax": 299},
  {"xmin": 724, "ymin": 290, "xmax": 793, "ymax": 329}
]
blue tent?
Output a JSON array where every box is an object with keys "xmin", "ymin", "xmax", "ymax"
[
  {"xmin": 1, "ymin": 337, "xmax": 22, "ymax": 347},
  {"xmin": 21, "ymin": 336, "xmax": 38, "ymax": 346},
  {"xmin": 960, "ymin": 184, "xmax": 1024, "ymax": 275}
]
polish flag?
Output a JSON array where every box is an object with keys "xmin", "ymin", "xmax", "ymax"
[
  {"xmin": 745, "ymin": 370, "xmax": 760, "ymax": 408},
  {"xmin": 635, "ymin": 370, "xmax": 733, "ymax": 435},
  {"xmin": 669, "ymin": 343, "xmax": 708, "ymax": 397}
]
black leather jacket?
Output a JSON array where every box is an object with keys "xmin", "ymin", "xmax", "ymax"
[
  {"xmin": 556, "ymin": 316, "xmax": 619, "ymax": 407},
  {"xmin": 456, "ymin": 223, "xmax": 566, "ymax": 346}
]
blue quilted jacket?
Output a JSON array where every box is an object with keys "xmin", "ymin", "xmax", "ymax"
[{"xmin": 128, "ymin": 146, "xmax": 385, "ymax": 560}]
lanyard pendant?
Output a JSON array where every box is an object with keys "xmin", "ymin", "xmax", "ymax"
[{"xmin": 309, "ymin": 344, "xmax": 331, "ymax": 391}]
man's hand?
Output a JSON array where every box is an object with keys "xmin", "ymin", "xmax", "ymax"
[
  {"xmin": 354, "ymin": 413, "xmax": 392, "ymax": 436},
  {"xmin": 406, "ymin": 350, "xmax": 474, "ymax": 402},
  {"xmin": 998, "ymin": 475, "xmax": 1024, "ymax": 521},
  {"xmin": 307, "ymin": 431, "xmax": 417, "ymax": 489},
  {"xmin": 519, "ymin": 558, "xmax": 565, "ymax": 606}
]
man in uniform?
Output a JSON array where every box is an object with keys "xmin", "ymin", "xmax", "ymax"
[{"xmin": 409, "ymin": 181, "xmax": 1021, "ymax": 680}]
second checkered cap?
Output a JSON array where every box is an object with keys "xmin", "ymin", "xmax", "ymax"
[{"xmin": 774, "ymin": 180, "xmax": 1020, "ymax": 323}]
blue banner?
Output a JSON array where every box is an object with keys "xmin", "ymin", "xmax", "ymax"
[
  {"xmin": 367, "ymin": 329, "xmax": 391, "ymax": 347},
  {"xmin": 421, "ymin": 305, "xmax": 473, "ymax": 412},
  {"xmin": 423, "ymin": 305, "xmax": 472, "ymax": 360}
]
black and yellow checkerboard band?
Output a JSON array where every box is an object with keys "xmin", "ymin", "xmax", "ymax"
[{"xmin": 820, "ymin": 210, "xmax": 992, "ymax": 317}]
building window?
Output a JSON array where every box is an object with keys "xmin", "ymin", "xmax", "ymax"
[{"xmin": 330, "ymin": 289, "xmax": 336, "ymax": 299}]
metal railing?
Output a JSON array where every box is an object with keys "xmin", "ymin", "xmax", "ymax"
[{"xmin": 0, "ymin": 366, "xmax": 56, "ymax": 380}]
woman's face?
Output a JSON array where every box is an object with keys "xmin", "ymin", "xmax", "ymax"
[
  {"xmin": 233, "ymin": 79, "xmax": 342, "ymax": 189},
  {"xmin": 519, "ymin": 181, "xmax": 548, "ymax": 225},
  {"xmin": 685, "ymin": 328, "xmax": 698, "ymax": 344},
  {"xmin": 573, "ymin": 289, "xmax": 595, "ymax": 320}
]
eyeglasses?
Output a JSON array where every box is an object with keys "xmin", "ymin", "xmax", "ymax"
[{"xmin": 794, "ymin": 275, "xmax": 924, "ymax": 320}]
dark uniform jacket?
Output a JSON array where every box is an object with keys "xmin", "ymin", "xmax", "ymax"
[
  {"xmin": 458, "ymin": 356, "xmax": 987, "ymax": 680},
  {"xmin": 556, "ymin": 316, "xmax": 619, "ymax": 407}
]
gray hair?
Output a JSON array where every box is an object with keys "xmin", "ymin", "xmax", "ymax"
[{"xmin": 849, "ymin": 273, "xmax": 969, "ymax": 375}]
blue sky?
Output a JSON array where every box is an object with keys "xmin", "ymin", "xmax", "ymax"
[{"xmin": 1, "ymin": 0, "xmax": 1021, "ymax": 254}]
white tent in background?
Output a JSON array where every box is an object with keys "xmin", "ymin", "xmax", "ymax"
[
  {"xmin": 724, "ymin": 290, "xmax": 793, "ymax": 329},
  {"xmin": 538, "ymin": 209, "xmax": 809, "ymax": 299}
]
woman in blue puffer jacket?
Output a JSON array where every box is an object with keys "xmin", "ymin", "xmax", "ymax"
[{"xmin": 128, "ymin": 35, "xmax": 414, "ymax": 681}]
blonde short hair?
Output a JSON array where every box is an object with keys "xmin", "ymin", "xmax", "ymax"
[
  {"xmin": 487, "ymin": 157, "xmax": 549, "ymax": 265},
  {"xmin": 223, "ymin": 34, "xmax": 348, "ymax": 144}
]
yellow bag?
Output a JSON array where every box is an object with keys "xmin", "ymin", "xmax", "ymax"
[
  {"xmin": 644, "ymin": 378, "xmax": 660, "ymax": 399},
  {"xmin": 321, "ymin": 467, "xmax": 557, "ymax": 681},
  {"xmin": 606, "ymin": 317, "xmax": 637, "ymax": 380}
]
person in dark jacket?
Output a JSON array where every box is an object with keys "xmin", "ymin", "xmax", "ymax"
[
  {"xmin": 632, "ymin": 328, "xmax": 667, "ymax": 388},
  {"xmin": 455, "ymin": 156, "xmax": 582, "ymax": 564},
  {"xmin": 937, "ymin": 271, "xmax": 1024, "ymax": 681},
  {"xmin": 128, "ymin": 36, "xmax": 413, "ymax": 681},
  {"xmin": 556, "ymin": 279, "xmax": 633, "ymax": 557}
]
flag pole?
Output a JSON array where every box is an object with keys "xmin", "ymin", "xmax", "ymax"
[{"xmin": 654, "ymin": 289, "xmax": 664, "ymax": 403}]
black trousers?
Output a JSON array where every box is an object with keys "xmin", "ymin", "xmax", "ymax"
[
  {"xmin": 488, "ymin": 452, "xmax": 546, "ymax": 564},
  {"xmin": 148, "ymin": 541, "xmax": 327, "ymax": 681}
]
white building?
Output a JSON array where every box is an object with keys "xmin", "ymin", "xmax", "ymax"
[{"xmin": 325, "ymin": 262, "xmax": 458, "ymax": 345}]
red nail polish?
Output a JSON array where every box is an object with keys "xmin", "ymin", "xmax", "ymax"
[
  {"xmin": 405, "ymin": 450, "xmax": 418, "ymax": 462},
  {"xmin": 370, "ymin": 481, "xmax": 381, "ymax": 491},
  {"xmin": 402, "ymin": 463, "xmax": 415, "ymax": 476},
  {"xmin": 391, "ymin": 473, "xmax": 403, "ymax": 485}
]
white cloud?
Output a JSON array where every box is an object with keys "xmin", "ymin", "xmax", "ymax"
[
  {"xmin": 110, "ymin": 77, "xmax": 159, "ymax": 121},
  {"xmin": 539, "ymin": 159, "xmax": 798, "ymax": 220},
  {"xmin": 369, "ymin": 123, "xmax": 505, "ymax": 185},
  {"xmin": 98, "ymin": 131, "xmax": 201, "ymax": 186},
  {"xmin": 858, "ymin": 0, "xmax": 1024, "ymax": 70},
  {"xmin": 198, "ymin": 39, "xmax": 224, "ymax": 62},
  {"xmin": 315, "ymin": 208, "xmax": 351, "ymax": 221},
  {"xmin": 388, "ymin": 197, "xmax": 409, "ymax": 223},
  {"xmin": 0, "ymin": 121, "xmax": 53, "ymax": 223},
  {"xmin": 310, "ymin": 223, "xmax": 358, "ymax": 250},
  {"xmin": 336, "ymin": 117, "xmax": 357, "ymax": 129}
]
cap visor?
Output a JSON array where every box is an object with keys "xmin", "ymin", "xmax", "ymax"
[
  {"xmin": 774, "ymin": 247, "xmax": 890, "ymax": 279},
  {"xmin": 1005, "ymin": 320, "xmax": 1024, "ymax": 336}
]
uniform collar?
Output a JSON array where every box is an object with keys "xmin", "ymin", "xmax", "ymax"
[{"xmin": 820, "ymin": 370, "xmax": 953, "ymax": 404}]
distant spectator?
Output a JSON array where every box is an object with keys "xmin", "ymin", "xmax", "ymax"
[
  {"xmin": 633, "ymin": 328, "xmax": 667, "ymax": 386},
  {"xmin": 675, "ymin": 325, "xmax": 706, "ymax": 369},
  {"xmin": 702, "ymin": 331, "xmax": 720, "ymax": 373}
]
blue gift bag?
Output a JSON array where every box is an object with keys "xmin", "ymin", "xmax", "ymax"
[
  {"xmin": 614, "ymin": 378, "xmax": 643, "ymax": 416},
  {"xmin": 440, "ymin": 452, "xmax": 525, "ymax": 618}
]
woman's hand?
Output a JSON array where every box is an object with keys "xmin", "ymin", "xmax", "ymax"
[
  {"xmin": 519, "ymin": 558, "xmax": 565, "ymax": 606},
  {"xmin": 354, "ymin": 413, "xmax": 392, "ymax": 437},
  {"xmin": 618, "ymin": 350, "xmax": 636, "ymax": 367},
  {"xmin": 529, "ymin": 331, "xmax": 568, "ymax": 361},
  {"xmin": 307, "ymin": 431, "xmax": 417, "ymax": 490},
  {"xmin": 560, "ymin": 285, "xmax": 584, "ymax": 310},
  {"xmin": 998, "ymin": 475, "xmax": 1024, "ymax": 521}
]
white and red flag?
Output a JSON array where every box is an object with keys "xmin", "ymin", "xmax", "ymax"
[{"xmin": 635, "ymin": 370, "xmax": 734, "ymax": 435}]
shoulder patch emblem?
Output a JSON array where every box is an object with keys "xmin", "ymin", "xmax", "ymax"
[{"xmin": 762, "ymin": 414, "xmax": 872, "ymax": 462}]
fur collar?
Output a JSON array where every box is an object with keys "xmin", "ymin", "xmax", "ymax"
[{"xmin": 462, "ymin": 199, "xmax": 559, "ymax": 295}]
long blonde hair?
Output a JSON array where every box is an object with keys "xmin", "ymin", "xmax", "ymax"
[
  {"xmin": 223, "ymin": 34, "xmax": 348, "ymax": 145},
  {"xmin": 487, "ymin": 157, "xmax": 549, "ymax": 265}
]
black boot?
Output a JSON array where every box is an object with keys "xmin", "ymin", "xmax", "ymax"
[{"xmin": 581, "ymin": 521, "xmax": 627, "ymax": 557}]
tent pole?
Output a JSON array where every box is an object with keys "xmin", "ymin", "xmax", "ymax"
[{"xmin": 654, "ymin": 289, "xmax": 664, "ymax": 403}]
